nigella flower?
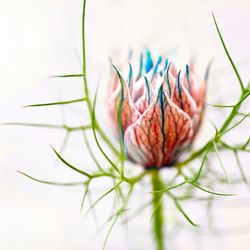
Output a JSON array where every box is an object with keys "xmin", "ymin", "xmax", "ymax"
[{"xmin": 108, "ymin": 50, "xmax": 207, "ymax": 168}]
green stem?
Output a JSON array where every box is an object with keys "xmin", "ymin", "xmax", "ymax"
[
  {"xmin": 81, "ymin": 0, "xmax": 119, "ymax": 156},
  {"xmin": 96, "ymin": 123, "xmax": 120, "ymax": 156},
  {"xmin": 218, "ymin": 90, "xmax": 249, "ymax": 135},
  {"xmin": 177, "ymin": 89, "xmax": 250, "ymax": 168},
  {"xmin": 151, "ymin": 170, "xmax": 165, "ymax": 250}
]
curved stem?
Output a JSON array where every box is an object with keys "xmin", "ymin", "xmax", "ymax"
[
  {"xmin": 218, "ymin": 90, "xmax": 249, "ymax": 135},
  {"xmin": 81, "ymin": 0, "xmax": 119, "ymax": 156},
  {"xmin": 177, "ymin": 89, "xmax": 250, "ymax": 168},
  {"xmin": 151, "ymin": 170, "xmax": 165, "ymax": 250}
]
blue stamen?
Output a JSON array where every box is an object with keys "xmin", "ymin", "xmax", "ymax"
[
  {"xmin": 204, "ymin": 59, "xmax": 214, "ymax": 82},
  {"xmin": 165, "ymin": 62, "xmax": 172, "ymax": 96},
  {"xmin": 186, "ymin": 64, "xmax": 191, "ymax": 93},
  {"xmin": 144, "ymin": 76, "xmax": 151, "ymax": 105},
  {"xmin": 128, "ymin": 49, "xmax": 133, "ymax": 61},
  {"xmin": 164, "ymin": 58, "xmax": 169, "ymax": 70},
  {"xmin": 145, "ymin": 50, "xmax": 153, "ymax": 73},
  {"xmin": 137, "ymin": 53, "xmax": 143, "ymax": 79},
  {"xmin": 157, "ymin": 86, "xmax": 167, "ymax": 157},
  {"xmin": 177, "ymin": 70, "xmax": 184, "ymax": 110},
  {"xmin": 128, "ymin": 63, "xmax": 133, "ymax": 87},
  {"xmin": 151, "ymin": 56, "xmax": 162, "ymax": 82}
]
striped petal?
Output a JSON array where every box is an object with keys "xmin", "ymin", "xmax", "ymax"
[
  {"xmin": 172, "ymin": 71, "xmax": 198, "ymax": 119},
  {"xmin": 109, "ymin": 80, "xmax": 140, "ymax": 134},
  {"xmin": 124, "ymin": 87, "xmax": 193, "ymax": 168}
]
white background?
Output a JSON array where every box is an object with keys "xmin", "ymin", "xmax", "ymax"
[{"xmin": 0, "ymin": 0, "xmax": 250, "ymax": 249}]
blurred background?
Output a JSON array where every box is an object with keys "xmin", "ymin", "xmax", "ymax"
[{"xmin": 0, "ymin": 0, "xmax": 250, "ymax": 249}]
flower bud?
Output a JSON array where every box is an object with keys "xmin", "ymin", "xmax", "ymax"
[{"xmin": 108, "ymin": 51, "xmax": 206, "ymax": 168}]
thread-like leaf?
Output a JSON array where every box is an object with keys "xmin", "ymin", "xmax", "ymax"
[
  {"xmin": 219, "ymin": 112, "xmax": 250, "ymax": 136},
  {"xmin": 18, "ymin": 171, "xmax": 84, "ymax": 186},
  {"xmin": 2, "ymin": 122, "xmax": 66, "ymax": 129},
  {"xmin": 191, "ymin": 143, "xmax": 212, "ymax": 183},
  {"xmin": 51, "ymin": 146, "xmax": 91, "ymax": 178},
  {"xmin": 57, "ymin": 131, "xmax": 70, "ymax": 157},
  {"xmin": 153, "ymin": 181, "xmax": 186, "ymax": 194},
  {"xmin": 83, "ymin": 131, "xmax": 107, "ymax": 173},
  {"xmin": 112, "ymin": 65, "xmax": 126, "ymax": 176},
  {"xmin": 103, "ymin": 214, "xmax": 119, "ymax": 250},
  {"xmin": 2, "ymin": 122, "xmax": 91, "ymax": 132},
  {"xmin": 80, "ymin": 179, "xmax": 91, "ymax": 212},
  {"xmin": 212, "ymin": 13, "xmax": 245, "ymax": 92},
  {"xmin": 208, "ymin": 104, "xmax": 235, "ymax": 108},
  {"xmin": 89, "ymin": 181, "xmax": 123, "ymax": 211},
  {"xmin": 91, "ymin": 85, "xmax": 120, "ymax": 175},
  {"xmin": 190, "ymin": 182, "xmax": 235, "ymax": 196},
  {"xmin": 53, "ymin": 73, "xmax": 83, "ymax": 78},
  {"xmin": 213, "ymin": 141, "xmax": 232, "ymax": 185},
  {"xmin": 103, "ymin": 185, "xmax": 133, "ymax": 249},
  {"xmin": 242, "ymin": 137, "xmax": 250, "ymax": 149},
  {"xmin": 168, "ymin": 193, "xmax": 198, "ymax": 227},
  {"xmin": 237, "ymin": 112, "xmax": 250, "ymax": 118},
  {"xmin": 234, "ymin": 151, "xmax": 249, "ymax": 186},
  {"xmin": 24, "ymin": 98, "xmax": 87, "ymax": 108}
]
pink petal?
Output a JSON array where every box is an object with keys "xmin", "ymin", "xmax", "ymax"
[
  {"xmin": 121, "ymin": 84, "xmax": 141, "ymax": 132},
  {"xmin": 108, "ymin": 75, "xmax": 141, "ymax": 134},
  {"xmin": 172, "ymin": 71, "xmax": 198, "ymax": 118},
  {"xmin": 124, "ymin": 88, "xmax": 193, "ymax": 167},
  {"xmin": 181, "ymin": 68, "xmax": 206, "ymax": 109}
]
